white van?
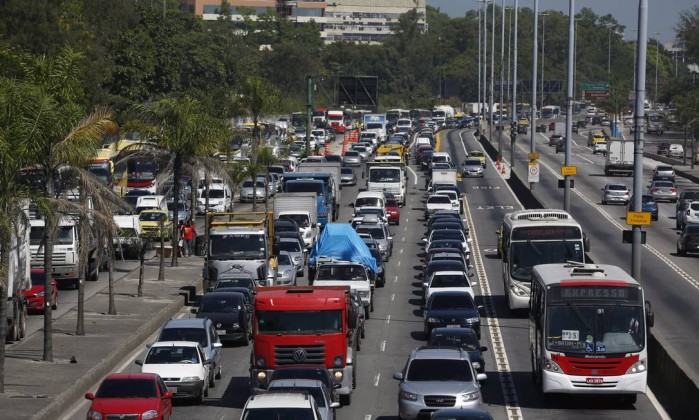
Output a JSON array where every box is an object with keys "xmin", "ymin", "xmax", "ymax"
[
  {"xmin": 430, "ymin": 152, "xmax": 453, "ymax": 168},
  {"xmin": 197, "ymin": 182, "xmax": 232, "ymax": 214},
  {"xmin": 354, "ymin": 191, "xmax": 386, "ymax": 214},
  {"xmin": 113, "ymin": 215, "xmax": 142, "ymax": 259},
  {"xmin": 135, "ymin": 195, "xmax": 167, "ymax": 214}
]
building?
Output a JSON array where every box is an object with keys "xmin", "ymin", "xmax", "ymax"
[{"xmin": 178, "ymin": 0, "xmax": 427, "ymax": 44}]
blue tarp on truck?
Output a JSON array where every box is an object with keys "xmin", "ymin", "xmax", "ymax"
[{"xmin": 309, "ymin": 223, "xmax": 378, "ymax": 273}]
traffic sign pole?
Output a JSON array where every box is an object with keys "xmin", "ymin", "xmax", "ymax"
[{"xmin": 564, "ymin": 0, "xmax": 574, "ymax": 212}]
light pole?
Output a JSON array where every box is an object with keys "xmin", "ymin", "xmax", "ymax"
[
  {"xmin": 564, "ymin": 0, "xmax": 575, "ymax": 212},
  {"xmin": 629, "ymin": 28, "xmax": 637, "ymax": 103},
  {"xmin": 478, "ymin": 5, "xmax": 482, "ymax": 130},
  {"xmin": 573, "ymin": 17, "xmax": 581, "ymax": 105},
  {"xmin": 530, "ymin": 0, "xmax": 539, "ymax": 191},
  {"xmin": 490, "ymin": 0, "xmax": 496, "ymax": 146},
  {"xmin": 499, "ymin": 0, "xmax": 506, "ymax": 154},
  {"xmin": 539, "ymin": 12, "xmax": 549, "ymax": 109},
  {"xmin": 654, "ymin": 32, "xmax": 662, "ymax": 106},
  {"xmin": 480, "ymin": 0, "xmax": 491, "ymax": 133},
  {"xmin": 607, "ymin": 22, "xmax": 617, "ymax": 74},
  {"xmin": 511, "ymin": 0, "xmax": 519, "ymax": 168},
  {"xmin": 506, "ymin": 6, "xmax": 514, "ymax": 104}
]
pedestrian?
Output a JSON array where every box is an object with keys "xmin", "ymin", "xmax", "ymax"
[
  {"xmin": 181, "ymin": 219, "xmax": 196, "ymax": 257},
  {"xmin": 177, "ymin": 220, "xmax": 184, "ymax": 257}
]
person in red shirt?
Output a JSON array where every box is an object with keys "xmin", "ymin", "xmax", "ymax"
[{"xmin": 180, "ymin": 219, "xmax": 197, "ymax": 257}]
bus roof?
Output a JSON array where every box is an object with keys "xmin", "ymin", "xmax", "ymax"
[
  {"xmin": 504, "ymin": 209, "xmax": 575, "ymax": 225},
  {"xmin": 532, "ymin": 263, "xmax": 640, "ymax": 287}
]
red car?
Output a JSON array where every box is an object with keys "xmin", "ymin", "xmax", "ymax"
[
  {"xmin": 385, "ymin": 196, "xmax": 401, "ymax": 225},
  {"xmin": 22, "ymin": 269, "xmax": 57, "ymax": 313},
  {"xmin": 86, "ymin": 372, "xmax": 173, "ymax": 420}
]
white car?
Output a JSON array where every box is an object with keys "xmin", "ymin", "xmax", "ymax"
[
  {"xmin": 425, "ymin": 194, "xmax": 454, "ymax": 219},
  {"xmin": 136, "ymin": 341, "xmax": 211, "ymax": 404},
  {"xmin": 423, "ymin": 270, "xmax": 477, "ymax": 304},
  {"xmin": 267, "ymin": 379, "xmax": 340, "ymax": 420},
  {"xmin": 677, "ymin": 201, "xmax": 699, "ymax": 229},
  {"xmin": 435, "ymin": 190, "xmax": 462, "ymax": 214},
  {"xmin": 241, "ymin": 391, "xmax": 324, "ymax": 419},
  {"xmin": 592, "ymin": 141, "xmax": 607, "ymax": 155}
]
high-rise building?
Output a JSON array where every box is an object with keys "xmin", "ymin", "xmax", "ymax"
[{"xmin": 178, "ymin": 0, "xmax": 427, "ymax": 44}]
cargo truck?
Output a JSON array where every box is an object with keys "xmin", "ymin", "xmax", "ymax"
[
  {"xmin": 2, "ymin": 214, "xmax": 30, "ymax": 342},
  {"xmin": 604, "ymin": 138, "xmax": 635, "ymax": 176},
  {"xmin": 249, "ymin": 286, "xmax": 359, "ymax": 405},
  {"xmin": 366, "ymin": 161, "xmax": 408, "ymax": 206},
  {"xmin": 295, "ymin": 162, "xmax": 343, "ymax": 221},
  {"xmin": 273, "ymin": 192, "xmax": 319, "ymax": 249}
]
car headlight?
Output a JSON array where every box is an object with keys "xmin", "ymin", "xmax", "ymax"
[
  {"xmin": 283, "ymin": 270, "xmax": 294, "ymax": 277},
  {"xmin": 427, "ymin": 317, "xmax": 440, "ymax": 323},
  {"xmin": 293, "ymin": 256, "xmax": 301, "ymax": 263},
  {"xmin": 141, "ymin": 410, "xmax": 159, "ymax": 420},
  {"xmin": 358, "ymin": 290, "xmax": 369, "ymax": 297},
  {"xmin": 36, "ymin": 291, "xmax": 45, "ymax": 297},
  {"xmin": 333, "ymin": 370, "xmax": 343, "ymax": 380},
  {"xmin": 466, "ymin": 316, "xmax": 480, "ymax": 323},
  {"xmin": 626, "ymin": 358, "xmax": 646, "ymax": 374},
  {"xmin": 471, "ymin": 361, "xmax": 481, "ymax": 370},
  {"xmin": 86, "ymin": 411, "xmax": 103, "ymax": 420},
  {"xmin": 462, "ymin": 390, "xmax": 480, "ymax": 401},
  {"xmin": 543, "ymin": 357, "xmax": 562, "ymax": 372},
  {"xmin": 399, "ymin": 390, "xmax": 418, "ymax": 401},
  {"xmin": 232, "ymin": 323, "xmax": 240, "ymax": 329},
  {"xmin": 181, "ymin": 376, "xmax": 201, "ymax": 382},
  {"xmin": 379, "ymin": 244, "xmax": 388, "ymax": 251}
]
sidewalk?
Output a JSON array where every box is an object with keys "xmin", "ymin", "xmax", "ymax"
[{"xmin": 0, "ymin": 256, "xmax": 204, "ymax": 420}]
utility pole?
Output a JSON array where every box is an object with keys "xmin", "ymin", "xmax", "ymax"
[
  {"xmin": 632, "ymin": 0, "xmax": 648, "ymax": 281},
  {"xmin": 564, "ymin": 0, "xmax": 575, "ymax": 212},
  {"xmin": 539, "ymin": 13, "xmax": 549, "ymax": 109},
  {"xmin": 530, "ymin": 0, "xmax": 539, "ymax": 191},
  {"xmin": 490, "ymin": 0, "xmax": 496, "ymax": 149},
  {"xmin": 511, "ymin": 0, "xmax": 519, "ymax": 168},
  {"xmin": 478, "ymin": 5, "xmax": 482, "ymax": 133},
  {"xmin": 654, "ymin": 32, "xmax": 662, "ymax": 106},
  {"xmin": 499, "ymin": 0, "xmax": 506, "ymax": 155},
  {"xmin": 305, "ymin": 76, "xmax": 313, "ymax": 158}
]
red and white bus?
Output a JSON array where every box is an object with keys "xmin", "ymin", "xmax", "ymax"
[
  {"xmin": 529, "ymin": 263, "xmax": 655, "ymax": 404},
  {"xmin": 327, "ymin": 109, "xmax": 348, "ymax": 134}
]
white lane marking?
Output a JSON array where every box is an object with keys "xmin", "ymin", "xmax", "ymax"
[
  {"xmin": 373, "ymin": 373, "xmax": 381, "ymax": 386},
  {"xmin": 386, "ymin": 315, "xmax": 391, "ymax": 324},
  {"xmin": 400, "ymin": 248, "xmax": 404, "ymax": 254},
  {"xmin": 406, "ymin": 218, "xmax": 409, "ymax": 224},
  {"xmin": 381, "ymin": 340, "xmax": 386, "ymax": 352},
  {"xmin": 575, "ymin": 153, "xmax": 595, "ymax": 164},
  {"xmin": 397, "ymin": 260, "xmax": 401, "ymax": 267},
  {"xmin": 537, "ymin": 159, "xmax": 699, "ymax": 290},
  {"xmin": 462, "ymin": 192, "xmax": 523, "ymax": 420},
  {"xmin": 394, "ymin": 276, "xmax": 398, "ymax": 283},
  {"xmin": 390, "ymin": 294, "xmax": 395, "ymax": 302},
  {"xmin": 647, "ymin": 388, "xmax": 672, "ymax": 420},
  {"xmin": 407, "ymin": 165, "xmax": 418, "ymax": 185},
  {"xmin": 365, "ymin": 415, "xmax": 372, "ymax": 420},
  {"xmin": 465, "ymin": 130, "xmax": 524, "ymax": 210}
]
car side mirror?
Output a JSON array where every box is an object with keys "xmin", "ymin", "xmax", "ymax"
[
  {"xmin": 330, "ymin": 402, "xmax": 341, "ymax": 408},
  {"xmin": 477, "ymin": 373, "xmax": 488, "ymax": 382},
  {"xmin": 645, "ymin": 301, "xmax": 655, "ymax": 328},
  {"xmin": 204, "ymin": 359, "xmax": 213, "ymax": 365},
  {"xmin": 135, "ymin": 359, "xmax": 143, "ymax": 366},
  {"xmin": 85, "ymin": 392, "xmax": 94, "ymax": 400},
  {"xmin": 392, "ymin": 372, "xmax": 404, "ymax": 381},
  {"xmin": 468, "ymin": 273, "xmax": 475, "ymax": 278},
  {"xmin": 477, "ymin": 305, "xmax": 484, "ymax": 311},
  {"xmin": 213, "ymin": 342, "xmax": 223, "ymax": 348},
  {"xmin": 163, "ymin": 391, "xmax": 174, "ymax": 399}
]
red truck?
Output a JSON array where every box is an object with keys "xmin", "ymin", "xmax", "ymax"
[{"xmin": 250, "ymin": 286, "xmax": 358, "ymax": 405}]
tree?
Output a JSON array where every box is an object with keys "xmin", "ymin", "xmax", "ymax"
[
  {"xmin": 124, "ymin": 95, "xmax": 230, "ymax": 267},
  {"xmin": 676, "ymin": 6, "xmax": 699, "ymax": 63}
]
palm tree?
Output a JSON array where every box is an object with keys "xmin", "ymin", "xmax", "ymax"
[
  {"xmin": 238, "ymin": 76, "xmax": 282, "ymax": 211},
  {"xmin": 1, "ymin": 48, "xmax": 119, "ymax": 361},
  {"xmin": 123, "ymin": 96, "xmax": 230, "ymax": 267}
]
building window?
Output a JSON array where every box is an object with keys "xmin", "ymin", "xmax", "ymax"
[{"xmin": 293, "ymin": 8, "xmax": 324, "ymax": 17}]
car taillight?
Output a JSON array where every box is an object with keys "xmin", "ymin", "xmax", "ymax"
[
  {"xmin": 671, "ymin": 188, "xmax": 677, "ymax": 193},
  {"xmin": 652, "ymin": 188, "xmax": 660, "ymax": 193}
]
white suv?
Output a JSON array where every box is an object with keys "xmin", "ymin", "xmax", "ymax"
[{"xmin": 241, "ymin": 391, "xmax": 322, "ymax": 419}]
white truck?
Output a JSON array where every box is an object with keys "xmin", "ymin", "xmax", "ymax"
[
  {"xmin": 363, "ymin": 114, "xmax": 387, "ymax": 143},
  {"xmin": 3, "ymin": 216, "xmax": 30, "ymax": 342},
  {"xmin": 429, "ymin": 169, "xmax": 458, "ymax": 193},
  {"xmin": 113, "ymin": 215, "xmax": 142, "ymax": 259},
  {"xmin": 297, "ymin": 161, "xmax": 342, "ymax": 222},
  {"xmin": 366, "ymin": 162, "xmax": 408, "ymax": 206},
  {"xmin": 29, "ymin": 216, "xmax": 100, "ymax": 289},
  {"xmin": 273, "ymin": 192, "xmax": 319, "ymax": 249},
  {"xmin": 604, "ymin": 138, "xmax": 635, "ymax": 177},
  {"xmin": 552, "ymin": 122, "xmax": 567, "ymax": 135}
]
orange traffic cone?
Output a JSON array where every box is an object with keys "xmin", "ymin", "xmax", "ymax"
[{"xmin": 325, "ymin": 141, "xmax": 331, "ymax": 156}]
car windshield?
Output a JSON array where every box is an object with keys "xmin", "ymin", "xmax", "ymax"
[
  {"xmin": 210, "ymin": 233, "xmax": 266, "ymax": 259},
  {"xmin": 429, "ymin": 294, "xmax": 471, "ymax": 310},
  {"xmin": 277, "ymin": 253, "xmax": 292, "ymax": 266},
  {"xmin": 432, "ymin": 230, "xmax": 464, "ymax": 242},
  {"xmin": 464, "ymin": 159, "xmax": 482, "ymax": 166},
  {"xmin": 139, "ymin": 212, "xmax": 165, "ymax": 222},
  {"xmin": 159, "ymin": 328, "xmax": 206, "ymax": 347},
  {"xmin": 369, "ymin": 168, "xmax": 401, "ymax": 183},
  {"xmin": 215, "ymin": 277, "xmax": 254, "ymax": 289},
  {"xmin": 200, "ymin": 295, "xmax": 243, "ymax": 313},
  {"xmin": 278, "ymin": 214, "xmax": 310, "ymax": 228},
  {"xmin": 341, "ymin": 168, "xmax": 354, "ymax": 175},
  {"xmin": 429, "ymin": 333, "xmax": 480, "ymax": 351},
  {"xmin": 95, "ymin": 378, "xmax": 157, "ymax": 398},
  {"xmin": 431, "ymin": 274, "xmax": 469, "ymax": 288},
  {"xmin": 641, "ymin": 195, "xmax": 655, "ymax": 203},
  {"xmin": 30, "ymin": 225, "xmax": 73, "ymax": 246},
  {"xmin": 356, "ymin": 226, "xmax": 386, "ymax": 240},
  {"xmin": 355, "ymin": 197, "xmax": 382, "ymax": 208},
  {"xmin": 345, "ymin": 151, "xmax": 359, "ymax": 157},
  {"xmin": 653, "ymin": 182, "xmax": 674, "ymax": 188},
  {"xmin": 509, "ymin": 241, "xmax": 584, "ymax": 282},
  {"xmin": 145, "ymin": 346, "xmax": 200, "ymax": 364},
  {"xmin": 428, "ymin": 196, "xmax": 451, "ymax": 204},
  {"xmin": 546, "ymin": 304, "xmax": 645, "ymax": 354},
  {"xmin": 657, "ymin": 166, "xmax": 673, "ymax": 172},
  {"xmin": 257, "ymin": 310, "xmax": 342, "ymax": 334},
  {"xmin": 469, "ymin": 151, "xmax": 484, "ymax": 157},
  {"xmin": 406, "ymin": 359, "xmax": 473, "ymax": 382},
  {"xmin": 607, "ymin": 185, "xmax": 628, "ymax": 191},
  {"xmin": 277, "ymin": 241, "xmax": 301, "ymax": 252},
  {"xmin": 242, "ymin": 408, "xmax": 315, "ymax": 420}
]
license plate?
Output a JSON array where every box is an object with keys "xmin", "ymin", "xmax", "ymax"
[
  {"xmin": 168, "ymin": 387, "xmax": 177, "ymax": 393},
  {"xmin": 447, "ymin": 324, "xmax": 461, "ymax": 328},
  {"xmin": 586, "ymin": 378, "xmax": 603, "ymax": 385},
  {"xmin": 216, "ymin": 329, "xmax": 226, "ymax": 335}
]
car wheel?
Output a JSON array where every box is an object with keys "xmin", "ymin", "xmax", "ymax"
[
  {"xmin": 51, "ymin": 297, "xmax": 57, "ymax": 311},
  {"xmin": 361, "ymin": 325, "xmax": 366, "ymax": 339},
  {"xmin": 356, "ymin": 333, "xmax": 361, "ymax": 351},
  {"xmin": 209, "ymin": 372, "xmax": 216, "ymax": 388},
  {"xmin": 216, "ymin": 363, "xmax": 222, "ymax": 379},
  {"xmin": 364, "ymin": 306, "xmax": 370, "ymax": 319},
  {"xmin": 680, "ymin": 247, "xmax": 686, "ymax": 256},
  {"xmin": 194, "ymin": 388, "xmax": 204, "ymax": 405},
  {"xmin": 340, "ymin": 393, "xmax": 352, "ymax": 406},
  {"xmin": 602, "ymin": 199, "xmax": 607, "ymax": 205}
]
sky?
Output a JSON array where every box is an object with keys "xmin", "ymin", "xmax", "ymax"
[{"xmin": 427, "ymin": 0, "xmax": 695, "ymax": 44}]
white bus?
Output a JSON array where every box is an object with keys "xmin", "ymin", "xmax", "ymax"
[
  {"xmin": 529, "ymin": 263, "xmax": 654, "ymax": 404},
  {"xmin": 497, "ymin": 209, "xmax": 589, "ymax": 311}
]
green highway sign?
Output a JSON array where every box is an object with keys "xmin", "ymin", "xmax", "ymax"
[{"xmin": 581, "ymin": 82, "xmax": 610, "ymax": 90}]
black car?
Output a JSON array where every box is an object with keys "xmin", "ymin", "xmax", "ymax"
[
  {"xmin": 194, "ymin": 292, "xmax": 251, "ymax": 345},
  {"xmin": 369, "ymin": 248, "xmax": 386, "ymax": 287},
  {"xmin": 656, "ymin": 142, "xmax": 671, "ymax": 156},
  {"xmin": 535, "ymin": 124, "xmax": 547, "ymax": 133},
  {"xmin": 677, "ymin": 224, "xmax": 699, "ymax": 256},
  {"xmin": 576, "ymin": 120, "xmax": 587, "ymax": 128},
  {"xmin": 422, "ymin": 291, "xmax": 482, "ymax": 339},
  {"xmin": 424, "ymin": 239, "xmax": 466, "ymax": 257},
  {"xmin": 428, "ymin": 327, "xmax": 488, "ymax": 373},
  {"xmin": 556, "ymin": 140, "xmax": 567, "ymax": 153},
  {"xmin": 427, "ymin": 221, "xmax": 469, "ymax": 237}
]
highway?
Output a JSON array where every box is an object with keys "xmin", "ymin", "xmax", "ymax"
[{"xmin": 60, "ymin": 128, "xmax": 677, "ymax": 419}]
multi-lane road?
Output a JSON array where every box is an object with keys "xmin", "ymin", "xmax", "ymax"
[{"xmin": 61, "ymin": 125, "xmax": 689, "ymax": 419}]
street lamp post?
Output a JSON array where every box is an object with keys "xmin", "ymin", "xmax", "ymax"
[
  {"xmin": 478, "ymin": 5, "xmax": 482, "ymax": 132},
  {"xmin": 540, "ymin": 13, "xmax": 549, "ymax": 108},
  {"xmin": 499, "ymin": 0, "xmax": 506, "ymax": 154},
  {"xmin": 607, "ymin": 23, "xmax": 616, "ymax": 74},
  {"xmin": 530, "ymin": 0, "xmax": 539, "ymax": 191},
  {"xmin": 506, "ymin": 7, "xmax": 513, "ymax": 104},
  {"xmin": 629, "ymin": 28, "xmax": 637, "ymax": 101},
  {"xmin": 564, "ymin": 0, "xmax": 575, "ymax": 212},
  {"xmin": 654, "ymin": 32, "xmax": 662, "ymax": 106},
  {"xmin": 511, "ymin": 0, "xmax": 519, "ymax": 168},
  {"xmin": 490, "ymin": 0, "xmax": 496, "ymax": 147}
]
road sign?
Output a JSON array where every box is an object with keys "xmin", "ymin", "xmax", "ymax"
[
  {"xmin": 560, "ymin": 166, "xmax": 577, "ymax": 176},
  {"xmin": 528, "ymin": 162, "xmax": 540, "ymax": 183},
  {"xmin": 626, "ymin": 212, "xmax": 651, "ymax": 225},
  {"xmin": 581, "ymin": 82, "xmax": 610, "ymax": 90},
  {"xmin": 583, "ymin": 90, "xmax": 610, "ymax": 102},
  {"xmin": 528, "ymin": 152, "xmax": 539, "ymax": 160}
]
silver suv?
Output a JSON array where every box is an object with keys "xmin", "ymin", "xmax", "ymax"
[{"xmin": 393, "ymin": 347, "xmax": 487, "ymax": 420}]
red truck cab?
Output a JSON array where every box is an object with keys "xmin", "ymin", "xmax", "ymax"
[{"xmin": 250, "ymin": 286, "xmax": 357, "ymax": 405}]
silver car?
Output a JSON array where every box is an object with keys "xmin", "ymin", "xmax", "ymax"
[
  {"xmin": 276, "ymin": 237, "xmax": 306, "ymax": 275},
  {"xmin": 355, "ymin": 222, "xmax": 393, "ymax": 261},
  {"xmin": 601, "ymin": 183, "xmax": 631, "ymax": 206},
  {"xmin": 275, "ymin": 251, "xmax": 298, "ymax": 286},
  {"xmin": 343, "ymin": 150, "xmax": 362, "ymax": 166},
  {"xmin": 653, "ymin": 165, "xmax": 675, "ymax": 181},
  {"xmin": 351, "ymin": 145, "xmax": 371, "ymax": 161},
  {"xmin": 393, "ymin": 347, "xmax": 486, "ymax": 420},
  {"xmin": 340, "ymin": 167, "xmax": 357, "ymax": 186},
  {"xmin": 677, "ymin": 202, "xmax": 699, "ymax": 229},
  {"xmin": 461, "ymin": 159, "xmax": 484, "ymax": 178},
  {"xmin": 647, "ymin": 180, "xmax": 678, "ymax": 203},
  {"xmin": 267, "ymin": 379, "xmax": 339, "ymax": 420},
  {"xmin": 239, "ymin": 179, "xmax": 267, "ymax": 202}
]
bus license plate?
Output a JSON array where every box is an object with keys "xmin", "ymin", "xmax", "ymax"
[{"xmin": 586, "ymin": 378, "xmax": 603, "ymax": 385}]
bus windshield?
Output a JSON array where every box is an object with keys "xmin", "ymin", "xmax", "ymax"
[
  {"xmin": 546, "ymin": 304, "xmax": 644, "ymax": 354},
  {"xmin": 510, "ymin": 241, "xmax": 583, "ymax": 281}
]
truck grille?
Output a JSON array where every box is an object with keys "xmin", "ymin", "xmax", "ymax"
[
  {"xmin": 424, "ymin": 395, "xmax": 456, "ymax": 407},
  {"xmin": 31, "ymin": 252, "xmax": 67, "ymax": 264},
  {"xmin": 275, "ymin": 344, "xmax": 325, "ymax": 365}
]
